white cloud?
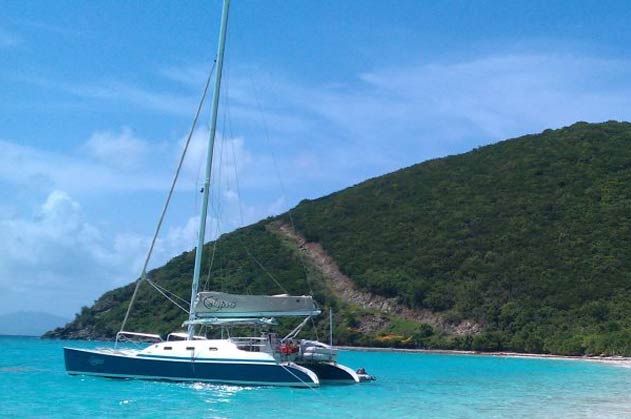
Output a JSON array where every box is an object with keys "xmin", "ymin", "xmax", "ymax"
[
  {"xmin": 266, "ymin": 196, "xmax": 286, "ymax": 215},
  {"xmin": 14, "ymin": 19, "xmax": 85, "ymax": 37},
  {"xmin": 302, "ymin": 53, "xmax": 631, "ymax": 145},
  {"xmin": 214, "ymin": 136, "xmax": 252, "ymax": 185},
  {"xmin": 18, "ymin": 76, "xmax": 198, "ymax": 116},
  {"xmin": 4, "ymin": 50, "xmax": 631, "ymax": 318},
  {"xmin": 0, "ymin": 140, "xmax": 168, "ymax": 193},
  {"xmin": 0, "ymin": 126, "xmax": 267, "ymax": 316},
  {"xmin": 219, "ymin": 52, "xmax": 631, "ymax": 194},
  {"xmin": 159, "ymin": 51, "xmax": 631, "ymax": 221},
  {"xmin": 0, "ymin": 191, "xmax": 115, "ymax": 312},
  {"xmin": 180, "ymin": 128, "xmax": 210, "ymax": 180},
  {"xmin": 350, "ymin": 53, "xmax": 631, "ymax": 140},
  {"xmin": 82, "ymin": 127, "xmax": 150, "ymax": 169},
  {"xmin": 20, "ymin": 52, "xmax": 631, "ymax": 159},
  {"xmin": 0, "ymin": 28, "xmax": 20, "ymax": 49},
  {"xmin": 107, "ymin": 83, "xmax": 196, "ymax": 116},
  {"xmin": 0, "ymin": 191, "xmax": 204, "ymax": 317},
  {"xmin": 112, "ymin": 215, "xmax": 200, "ymax": 276},
  {"xmin": 159, "ymin": 64, "xmax": 210, "ymax": 87},
  {"xmin": 180, "ymin": 128, "xmax": 253, "ymax": 191}
]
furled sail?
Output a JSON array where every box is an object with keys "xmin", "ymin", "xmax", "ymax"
[{"xmin": 193, "ymin": 291, "xmax": 321, "ymax": 318}]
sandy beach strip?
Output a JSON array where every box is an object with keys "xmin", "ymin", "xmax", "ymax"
[{"xmin": 336, "ymin": 345, "xmax": 631, "ymax": 365}]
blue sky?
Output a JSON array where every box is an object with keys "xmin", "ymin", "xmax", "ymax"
[{"xmin": 1, "ymin": 0, "xmax": 631, "ymax": 318}]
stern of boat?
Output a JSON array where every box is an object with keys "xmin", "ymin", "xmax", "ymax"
[{"xmin": 296, "ymin": 361, "xmax": 360, "ymax": 384}]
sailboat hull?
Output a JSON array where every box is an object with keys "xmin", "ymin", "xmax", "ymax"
[
  {"xmin": 64, "ymin": 347, "xmax": 319, "ymax": 387},
  {"xmin": 297, "ymin": 361, "xmax": 359, "ymax": 384}
]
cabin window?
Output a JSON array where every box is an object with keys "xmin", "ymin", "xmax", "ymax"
[
  {"xmin": 186, "ymin": 346, "xmax": 195, "ymax": 350},
  {"xmin": 208, "ymin": 347, "xmax": 218, "ymax": 351},
  {"xmin": 164, "ymin": 346, "xmax": 172, "ymax": 350}
]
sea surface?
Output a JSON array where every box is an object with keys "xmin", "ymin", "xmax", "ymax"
[{"xmin": 2, "ymin": 336, "xmax": 631, "ymax": 418}]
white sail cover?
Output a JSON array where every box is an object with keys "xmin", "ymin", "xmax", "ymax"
[{"xmin": 193, "ymin": 291, "xmax": 321, "ymax": 318}]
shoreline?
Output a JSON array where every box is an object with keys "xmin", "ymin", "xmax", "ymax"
[
  {"xmin": 29, "ymin": 335, "xmax": 631, "ymax": 365},
  {"xmin": 336, "ymin": 345, "xmax": 631, "ymax": 364}
]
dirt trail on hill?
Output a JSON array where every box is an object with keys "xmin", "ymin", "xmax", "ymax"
[{"xmin": 268, "ymin": 221, "xmax": 480, "ymax": 336}]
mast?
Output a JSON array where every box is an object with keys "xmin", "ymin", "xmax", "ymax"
[{"xmin": 187, "ymin": 0, "xmax": 231, "ymax": 339}]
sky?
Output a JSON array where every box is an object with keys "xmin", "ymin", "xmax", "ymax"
[{"xmin": 1, "ymin": 0, "xmax": 631, "ymax": 318}]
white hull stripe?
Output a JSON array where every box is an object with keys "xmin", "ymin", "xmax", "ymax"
[{"xmin": 135, "ymin": 353, "xmax": 277, "ymax": 364}]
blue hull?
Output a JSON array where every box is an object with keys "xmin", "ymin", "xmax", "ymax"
[{"xmin": 64, "ymin": 347, "xmax": 317, "ymax": 387}]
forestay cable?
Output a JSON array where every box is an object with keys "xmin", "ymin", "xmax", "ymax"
[{"xmin": 117, "ymin": 59, "xmax": 217, "ymax": 344}]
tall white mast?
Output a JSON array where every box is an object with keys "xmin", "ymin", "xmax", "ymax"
[{"xmin": 187, "ymin": 0, "xmax": 231, "ymax": 339}]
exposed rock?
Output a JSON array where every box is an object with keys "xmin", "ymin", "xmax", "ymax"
[{"xmin": 268, "ymin": 221, "xmax": 481, "ymax": 337}]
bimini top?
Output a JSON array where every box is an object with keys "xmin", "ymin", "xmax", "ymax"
[{"xmin": 193, "ymin": 291, "xmax": 321, "ymax": 318}]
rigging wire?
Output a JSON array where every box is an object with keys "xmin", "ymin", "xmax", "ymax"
[
  {"xmin": 146, "ymin": 279, "xmax": 190, "ymax": 305},
  {"xmin": 145, "ymin": 279, "xmax": 190, "ymax": 314},
  {"xmin": 202, "ymin": 194, "xmax": 222, "ymax": 292},
  {"xmin": 202, "ymin": 82, "xmax": 229, "ymax": 292},
  {"xmin": 243, "ymin": 67, "xmax": 320, "ymax": 340},
  {"xmin": 116, "ymin": 58, "xmax": 217, "ymax": 342},
  {"xmin": 244, "ymin": 69, "xmax": 315, "ymax": 297},
  {"xmin": 223, "ymin": 70, "xmax": 288, "ymax": 295}
]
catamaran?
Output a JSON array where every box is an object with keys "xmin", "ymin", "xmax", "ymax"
[{"xmin": 63, "ymin": 0, "xmax": 366, "ymax": 388}]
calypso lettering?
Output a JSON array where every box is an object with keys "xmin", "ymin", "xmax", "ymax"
[{"xmin": 202, "ymin": 297, "xmax": 237, "ymax": 311}]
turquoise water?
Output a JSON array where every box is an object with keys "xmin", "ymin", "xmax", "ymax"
[{"xmin": 2, "ymin": 336, "xmax": 631, "ymax": 418}]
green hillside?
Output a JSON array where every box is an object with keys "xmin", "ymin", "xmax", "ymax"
[
  {"xmin": 46, "ymin": 121, "xmax": 631, "ymax": 356},
  {"xmin": 45, "ymin": 223, "xmax": 332, "ymax": 340}
]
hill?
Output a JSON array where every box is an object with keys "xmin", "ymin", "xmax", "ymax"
[{"xmin": 46, "ymin": 121, "xmax": 631, "ymax": 356}]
